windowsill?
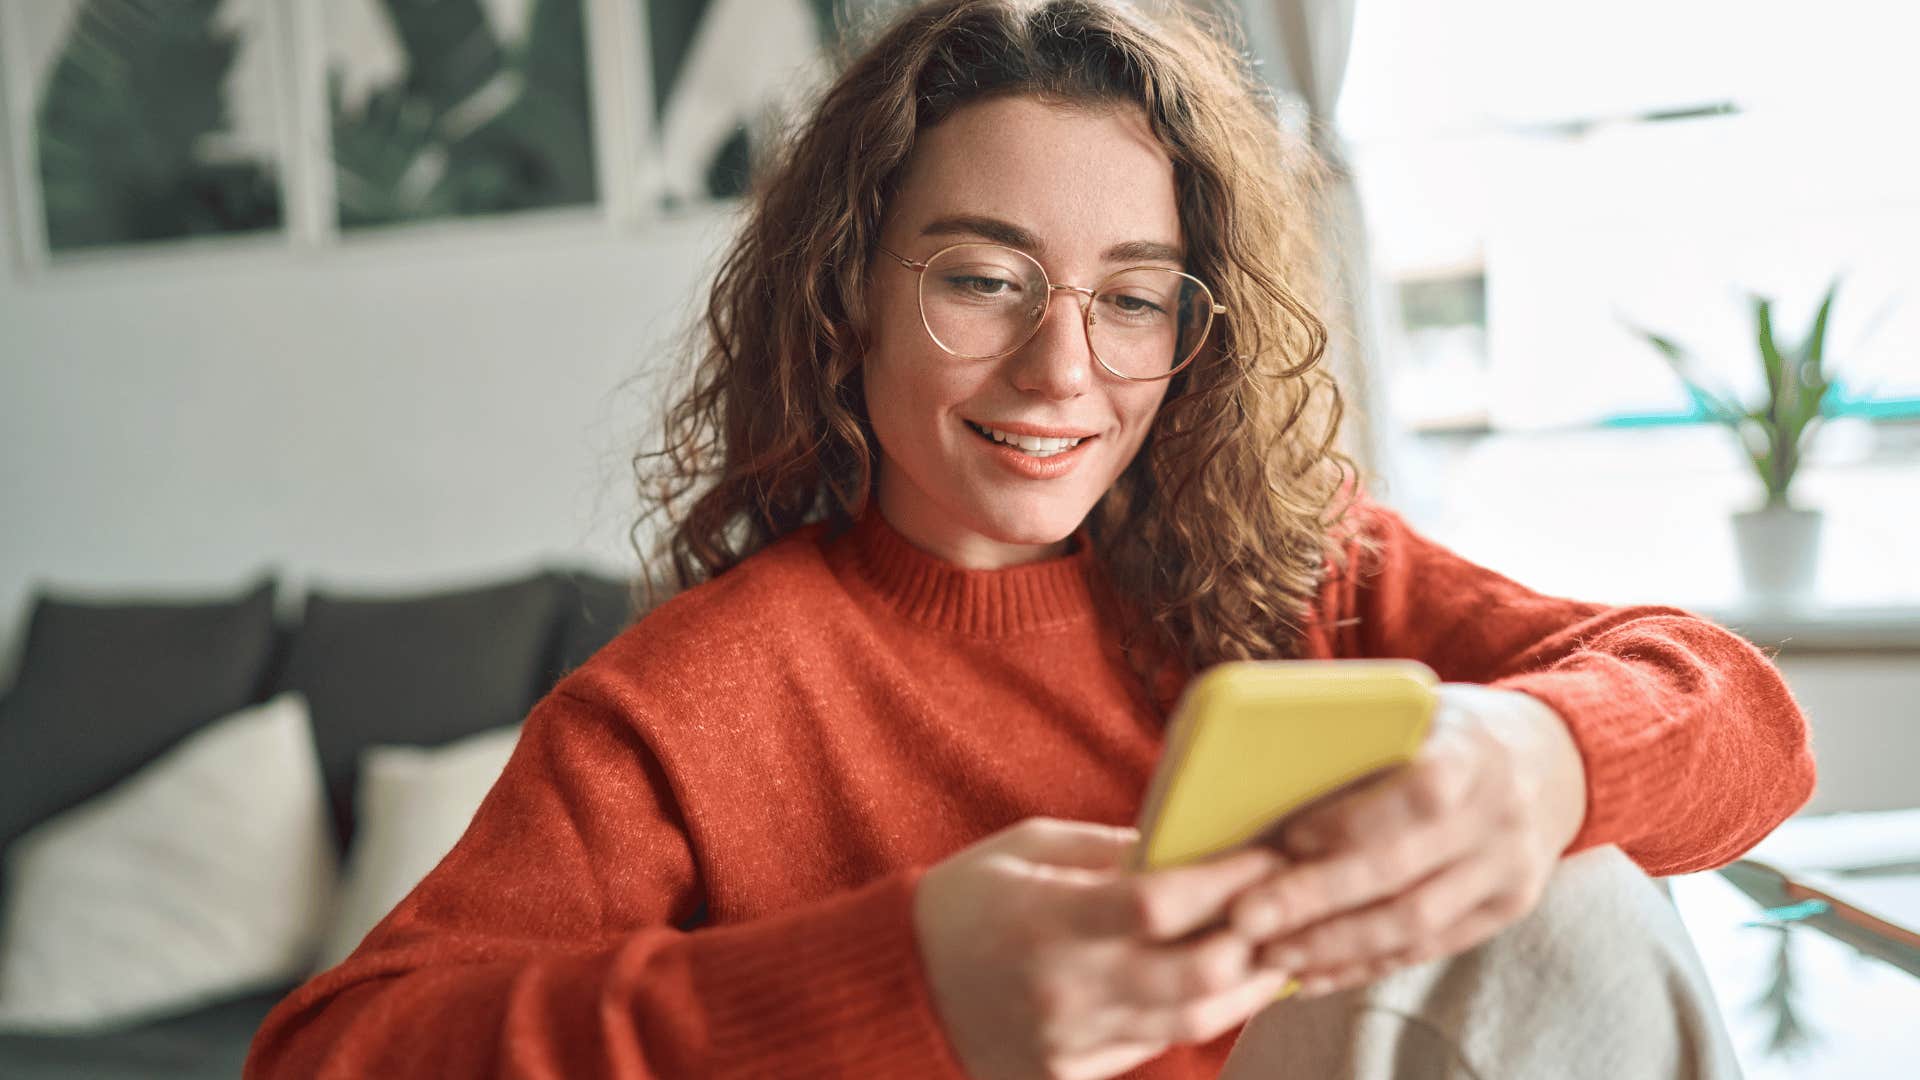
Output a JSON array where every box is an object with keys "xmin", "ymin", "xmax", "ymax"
[
  {"xmin": 1388, "ymin": 422, "xmax": 1920, "ymax": 654},
  {"xmin": 1687, "ymin": 602, "xmax": 1920, "ymax": 655}
]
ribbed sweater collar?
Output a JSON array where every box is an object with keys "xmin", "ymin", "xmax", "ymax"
[{"xmin": 831, "ymin": 501, "xmax": 1100, "ymax": 636}]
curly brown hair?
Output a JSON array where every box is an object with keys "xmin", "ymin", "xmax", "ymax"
[{"xmin": 631, "ymin": 0, "xmax": 1375, "ymax": 686}]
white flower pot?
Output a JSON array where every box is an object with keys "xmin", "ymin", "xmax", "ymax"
[{"xmin": 1730, "ymin": 504, "xmax": 1823, "ymax": 602}]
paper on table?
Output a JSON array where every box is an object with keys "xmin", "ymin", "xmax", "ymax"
[
  {"xmin": 1745, "ymin": 808, "xmax": 1920, "ymax": 873},
  {"xmin": 1796, "ymin": 871, "xmax": 1920, "ymax": 935}
]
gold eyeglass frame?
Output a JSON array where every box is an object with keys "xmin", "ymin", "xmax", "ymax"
[{"xmin": 876, "ymin": 241, "xmax": 1225, "ymax": 382}]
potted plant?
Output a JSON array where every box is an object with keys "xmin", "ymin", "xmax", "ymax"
[{"xmin": 1627, "ymin": 278, "xmax": 1840, "ymax": 603}]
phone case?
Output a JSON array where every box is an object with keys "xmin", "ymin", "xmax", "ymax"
[{"xmin": 1131, "ymin": 659, "xmax": 1439, "ymax": 873}]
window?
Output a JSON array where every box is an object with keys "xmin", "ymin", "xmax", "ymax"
[{"xmin": 1338, "ymin": 0, "xmax": 1920, "ymax": 436}]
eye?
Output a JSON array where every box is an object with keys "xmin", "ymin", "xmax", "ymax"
[
  {"xmin": 943, "ymin": 274, "xmax": 1015, "ymax": 296},
  {"xmin": 1106, "ymin": 292, "xmax": 1167, "ymax": 315}
]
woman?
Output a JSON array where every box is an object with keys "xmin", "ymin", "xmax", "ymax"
[{"xmin": 247, "ymin": 1, "xmax": 1813, "ymax": 1077}]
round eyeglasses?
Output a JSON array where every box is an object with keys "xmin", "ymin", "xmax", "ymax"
[{"xmin": 877, "ymin": 241, "xmax": 1223, "ymax": 381}]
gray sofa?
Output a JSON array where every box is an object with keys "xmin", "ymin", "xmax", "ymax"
[{"xmin": 0, "ymin": 566, "xmax": 652, "ymax": 1078}]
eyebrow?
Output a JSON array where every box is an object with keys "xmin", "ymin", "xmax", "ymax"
[{"xmin": 918, "ymin": 214, "xmax": 1185, "ymax": 266}]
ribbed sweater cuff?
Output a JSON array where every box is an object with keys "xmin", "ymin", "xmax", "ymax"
[
  {"xmin": 1491, "ymin": 667, "xmax": 1690, "ymax": 857},
  {"xmin": 687, "ymin": 865, "xmax": 971, "ymax": 1078}
]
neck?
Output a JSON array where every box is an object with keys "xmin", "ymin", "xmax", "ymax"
[
  {"xmin": 875, "ymin": 471, "xmax": 1075, "ymax": 570},
  {"xmin": 831, "ymin": 497, "xmax": 1100, "ymax": 636}
]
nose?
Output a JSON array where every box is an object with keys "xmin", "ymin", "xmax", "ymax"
[{"xmin": 1007, "ymin": 286, "xmax": 1096, "ymax": 400}]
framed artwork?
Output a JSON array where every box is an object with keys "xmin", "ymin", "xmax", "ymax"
[
  {"xmin": 0, "ymin": 0, "xmax": 289, "ymax": 258},
  {"xmin": 644, "ymin": 0, "xmax": 859, "ymax": 205},
  {"xmin": 0, "ymin": 0, "xmax": 909, "ymax": 265},
  {"xmin": 322, "ymin": 0, "xmax": 599, "ymax": 231}
]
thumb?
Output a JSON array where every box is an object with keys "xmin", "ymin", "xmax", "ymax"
[{"xmin": 996, "ymin": 817, "xmax": 1142, "ymax": 871}]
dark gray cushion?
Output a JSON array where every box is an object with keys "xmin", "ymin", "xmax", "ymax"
[
  {"xmin": 271, "ymin": 573, "xmax": 563, "ymax": 849},
  {"xmin": 0, "ymin": 577, "xmax": 278, "ymax": 851},
  {"xmin": 547, "ymin": 569, "xmax": 643, "ymax": 683},
  {"xmin": 0, "ymin": 981, "xmax": 293, "ymax": 1080}
]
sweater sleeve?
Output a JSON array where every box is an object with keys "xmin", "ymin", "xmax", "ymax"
[
  {"xmin": 1320, "ymin": 496, "xmax": 1816, "ymax": 877},
  {"xmin": 244, "ymin": 684, "xmax": 971, "ymax": 1079}
]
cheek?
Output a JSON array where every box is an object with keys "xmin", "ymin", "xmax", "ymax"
[
  {"xmin": 867, "ymin": 288, "xmax": 933, "ymax": 401},
  {"xmin": 1117, "ymin": 387, "xmax": 1170, "ymax": 447},
  {"xmin": 860, "ymin": 360, "xmax": 907, "ymax": 454},
  {"xmin": 861, "ymin": 336, "xmax": 958, "ymax": 458},
  {"xmin": 865, "ymin": 300, "xmax": 978, "ymax": 423},
  {"xmin": 861, "ymin": 293, "xmax": 919, "ymax": 436},
  {"xmin": 865, "ymin": 355, "xmax": 975, "ymax": 447}
]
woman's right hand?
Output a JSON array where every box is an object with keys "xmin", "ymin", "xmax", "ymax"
[{"xmin": 911, "ymin": 817, "xmax": 1295, "ymax": 1080}]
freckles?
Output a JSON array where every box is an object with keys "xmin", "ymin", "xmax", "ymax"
[{"xmin": 1117, "ymin": 391, "xmax": 1166, "ymax": 443}]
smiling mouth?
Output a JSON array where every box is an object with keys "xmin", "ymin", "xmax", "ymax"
[{"xmin": 964, "ymin": 420, "xmax": 1096, "ymax": 457}]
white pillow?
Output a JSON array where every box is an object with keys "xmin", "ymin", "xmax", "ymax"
[
  {"xmin": 0, "ymin": 692, "xmax": 338, "ymax": 1032},
  {"xmin": 314, "ymin": 724, "xmax": 522, "ymax": 970}
]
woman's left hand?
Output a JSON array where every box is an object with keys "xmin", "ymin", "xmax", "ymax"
[{"xmin": 1227, "ymin": 683, "xmax": 1589, "ymax": 998}]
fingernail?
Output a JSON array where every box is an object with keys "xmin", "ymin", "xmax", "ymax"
[
  {"xmin": 1267, "ymin": 946, "xmax": 1304, "ymax": 971},
  {"xmin": 1251, "ymin": 891, "xmax": 1297, "ymax": 933},
  {"xmin": 1297, "ymin": 976, "xmax": 1333, "ymax": 998},
  {"xmin": 1238, "ymin": 847, "xmax": 1283, "ymax": 877},
  {"xmin": 1289, "ymin": 829, "xmax": 1324, "ymax": 856}
]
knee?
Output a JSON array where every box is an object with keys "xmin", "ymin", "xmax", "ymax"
[
  {"xmin": 1223, "ymin": 847, "xmax": 1738, "ymax": 1080},
  {"xmin": 1361, "ymin": 846, "xmax": 1707, "ymax": 1029},
  {"xmin": 1511, "ymin": 844, "xmax": 1689, "ymax": 978},
  {"xmin": 1478, "ymin": 842, "xmax": 1724, "ymax": 1032}
]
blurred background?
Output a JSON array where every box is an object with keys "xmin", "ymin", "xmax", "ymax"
[{"xmin": 0, "ymin": 1, "xmax": 1914, "ymax": 1077}]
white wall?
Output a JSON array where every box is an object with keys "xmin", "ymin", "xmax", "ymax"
[
  {"xmin": 0, "ymin": 206, "xmax": 740, "ymax": 685},
  {"xmin": 1778, "ymin": 656, "xmax": 1920, "ymax": 816},
  {"xmin": 3, "ymin": 160, "xmax": 1912, "ymax": 819}
]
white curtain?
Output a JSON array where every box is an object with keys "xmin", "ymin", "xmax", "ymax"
[{"xmin": 1241, "ymin": 0, "xmax": 1404, "ymax": 493}]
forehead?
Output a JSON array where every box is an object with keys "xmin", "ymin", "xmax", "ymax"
[{"xmin": 889, "ymin": 95, "xmax": 1181, "ymax": 258}]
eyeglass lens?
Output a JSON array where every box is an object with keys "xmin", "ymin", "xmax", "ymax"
[{"xmin": 918, "ymin": 244, "xmax": 1211, "ymax": 378}]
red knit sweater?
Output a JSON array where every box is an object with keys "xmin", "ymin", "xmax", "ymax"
[{"xmin": 246, "ymin": 495, "xmax": 1815, "ymax": 1078}]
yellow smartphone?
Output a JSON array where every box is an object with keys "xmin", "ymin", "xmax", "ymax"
[
  {"xmin": 1129, "ymin": 659, "xmax": 1438, "ymax": 1002},
  {"xmin": 1130, "ymin": 659, "xmax": 1439, "ymax": 874}
]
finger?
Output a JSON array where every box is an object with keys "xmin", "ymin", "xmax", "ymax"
[
  {"xmin": 1258, "ymin": 768, "xmax": 1397, "ymax": 856},
  {"xmin": 1229, "ymin": 821, "xmax": 1461, "ymax": 943},
  {"xmin": 1292, "ymin": 879, "xmax": 1540, "ymax": 998},
  {"xmin": 1252, "ymin": 850, "xmax": 1504, "ymax": 974},
  {"xmin": 1105, "ymin": 966, "xmax": 1296, "ymax": 1047},
  {"xmin": 1293, "ymin": 952, "xmax": 1408, "ymax": 999},
  {"xmin": 1005, "ymin": 817, "xmax": 1143, "ymax": 870},
  {"xmin": 1280, "ymin": 730, "xmax": 1477, "ymax": 860},
  {"xmin": 1106, "ymin": 925, "xmax": 1259, "ymax": 1010},
  {"xmin": 1065, "ymin": 845, "xmax": 1281, "ymax": 941},
  {"xmin": 1404, "ymin": 891, "xmax": 1535, "ymax": 967},
  {"xmin": 1044, "ymin": 930, "xmax": 1251, "ymax": 1054},
  {"xmin": 1232, "ymin": 759, "xmax": 1494, "ymax": 939}
]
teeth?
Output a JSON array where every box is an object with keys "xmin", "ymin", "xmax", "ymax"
[{"xmin": 969, "ymin": 421, "xmax": 1085, "ymax": 454}]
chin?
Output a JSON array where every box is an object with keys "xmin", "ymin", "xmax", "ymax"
[{"xmin": 970, "ymin": 494, "xmax": 1090, "ymax": 546}]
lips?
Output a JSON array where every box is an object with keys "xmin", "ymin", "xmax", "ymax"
[
  {"xmin": 962, "ymin": 417, "xmax": 1097, "ymax": 479},
  {"xmin": 964, "ymin": 419, "xmax": 1101, "ymax": 440},
  {"xmin": 963, "ymin": 420, "xmax": 1096, "ymax": 455}
]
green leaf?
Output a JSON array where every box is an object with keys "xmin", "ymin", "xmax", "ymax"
[
  {"xmin": 1752, "ymin": 294, "xmax": 1816, "ymax": 496},
  {"xmin": 1734, "ymin": 412, "xmax": 1780, "ymax": 499},
  {"xmin": 332, "ymin": 0, "xmax": 595, "ymax": 228},
  {"xmin": 383, "ymin": 0, "xmax": 503, "ymax": 121},
  {"xmin": 1755, "ymin": 294, "xmax": 1788, "ymax": 425},
  {"xmin": 1769, "ymin": 277, "xmax": 1846, "ymax": 497},
  {"xmin": 36, "ymin": 0, "xmax": 281, "ymax": 249},
  {"xmin": 1804, "ymin": 276, "xmax": 1839, "ymax": 382},
  {"xmin": 1797, "ymin": 277, "xmax": 1841, "ymax": 436},
  {"xmin": 1624, "ymin": 322, "xmax": 1747, "ymax": 427}
]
